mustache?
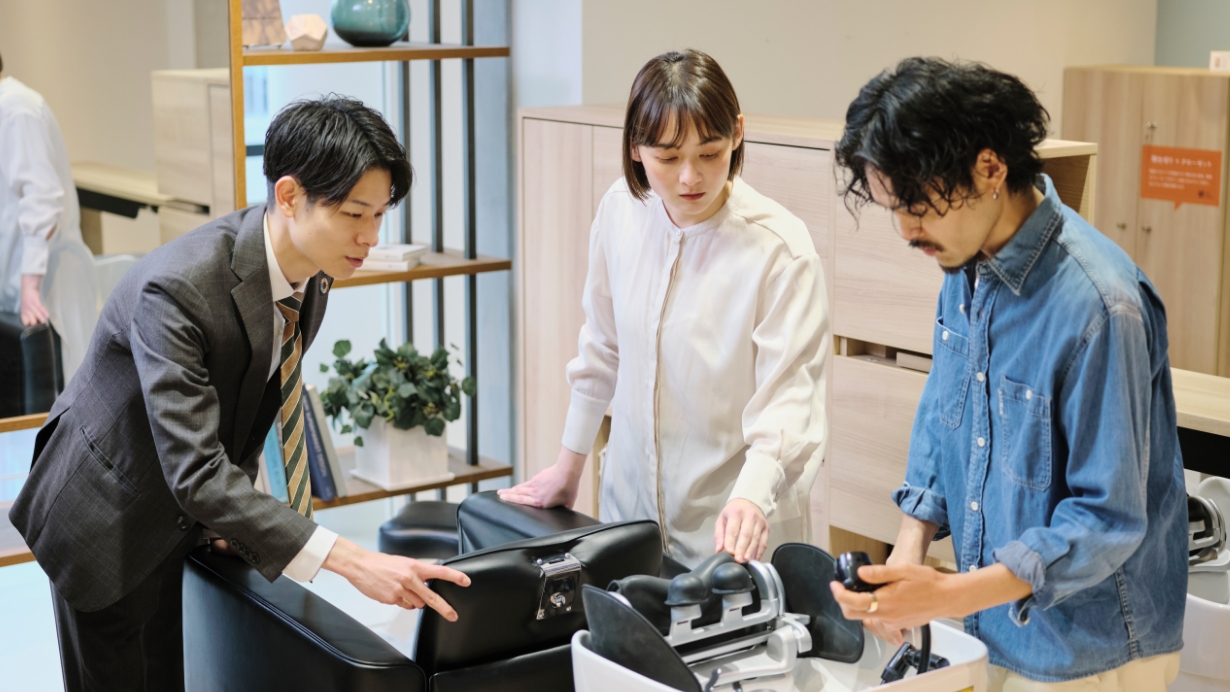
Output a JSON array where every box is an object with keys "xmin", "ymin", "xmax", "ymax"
[{"xmin": 908, "ymin": 239, "xmax": 944, "ymax": 252}]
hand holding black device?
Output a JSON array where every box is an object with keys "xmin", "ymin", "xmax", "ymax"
[{"xmin": 834, "ymin": 551, "xmax": 948, "ymax": 683}]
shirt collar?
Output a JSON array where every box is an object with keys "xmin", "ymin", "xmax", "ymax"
[
  {"xmin": 263, "ymin": 213, "xmax": 300, "ymax": 302},
  {"xmin": 981, "ymin": 174, "xmax": 1063, "ymax": 295}
]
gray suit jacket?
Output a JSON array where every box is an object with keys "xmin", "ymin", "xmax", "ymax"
[{"xmin": 9, "ymin": 206, "xmax": 332, "ymax": 612}]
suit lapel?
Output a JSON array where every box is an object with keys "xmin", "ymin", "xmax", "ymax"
[
  {"xmin": 299, "ymin": 273, "xmax": 332, "ymax": 352},
  {"xmin": 230, "ymin": 207, "xmax": 274, "ymax": 456}
]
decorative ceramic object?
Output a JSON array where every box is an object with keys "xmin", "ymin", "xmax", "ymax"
[
  {"xmin": 241, "ymin": 0, "xmax": 287, "ymax": 47},
  {"xmin": 352, "ymin": 418, "xmax": 452, "ymax": 490},
  {"xmin": 330, "ymin": 0, "xmax": 410, "ymax": 48},
  {"xmin": 286, "ymin": 14, "xmax": 328, "ymax": 51}
]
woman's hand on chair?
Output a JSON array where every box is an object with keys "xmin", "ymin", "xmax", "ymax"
[
  {"xmin": 497, "ymin": 446, "xmax": 586, "ymax": 509},
  {"xmin": 714, "ymin": 498, "xmax": 769, "ymax": 563}
]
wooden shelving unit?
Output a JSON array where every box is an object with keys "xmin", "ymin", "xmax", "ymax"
[
  {"xmin": 334, "ymin": 250, "xmax": 510, "ymax": 288},
  {"xmin": 242, "ymin": 43, "xmax": 507, "ymax": 67}
]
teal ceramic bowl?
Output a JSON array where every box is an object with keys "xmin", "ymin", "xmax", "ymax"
[{"xmin": 331, "ymin": 0, "xmax": 410, "ymax": 47}]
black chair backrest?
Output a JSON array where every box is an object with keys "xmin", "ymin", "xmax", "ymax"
[
  {"xmin": 415, "ymin": 518, "xmax": 662, "ymax": 676},
  {"xmin": 457, "ymin": 491, "xmax": 602, "ymax": 553},
  {"xmin": 770, "ymin": 542, "xmax": 865, "ymax": 663},
  {"xmin": 582, "ymin": 585, "xmax": 701, "ymax": 692}
]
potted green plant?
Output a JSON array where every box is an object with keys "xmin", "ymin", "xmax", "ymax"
[{"xmin": 319, "ymin": 338, "xmax": 475, "ymax": 489}]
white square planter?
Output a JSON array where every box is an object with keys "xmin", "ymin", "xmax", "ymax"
[{"xmin": 350, "ymin": 419, "xmax": 454, "ymax": 490}]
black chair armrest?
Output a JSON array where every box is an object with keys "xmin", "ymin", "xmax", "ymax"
[
  {"xmin": 183, "ymin": 547, "xmax": 426, "ymax": 692},
  {"xmin": 457, "ymin": 491, "xmax": 601, "ymax": 553}
]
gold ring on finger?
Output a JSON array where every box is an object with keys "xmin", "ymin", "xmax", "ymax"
[{"xmin": 867, "ymin": 593, "xmax": 879, "ymax": 614}]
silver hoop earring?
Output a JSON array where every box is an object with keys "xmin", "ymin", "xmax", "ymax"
[{"xmin": 993, "ymin": 189, "xmax": 1000, "ymax": 200}]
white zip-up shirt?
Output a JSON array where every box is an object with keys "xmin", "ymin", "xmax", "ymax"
[
  {"xmin": 0, "ymin": 76, "xmax": 97, "ymax": 379},
  {"xmin": 562, "ymin": 176, "xmax": 830, "ymax": 566}
]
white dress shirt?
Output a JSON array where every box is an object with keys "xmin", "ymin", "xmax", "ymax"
[
  {"xmin": 0, "ymin": 76, "xmax": 97, "ymax": 379},
  {"xmin": 263, "ymin": 214, "xmax": 338, "ymax": 582},
  {"xmin": 563, "ymin": 177, "xmax": 830, "ymax": 567}
]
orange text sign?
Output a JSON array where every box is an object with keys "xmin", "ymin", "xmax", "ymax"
[{"xmin": 1140, "ymin": 145, "xmax": 1222, "ymax": 208}]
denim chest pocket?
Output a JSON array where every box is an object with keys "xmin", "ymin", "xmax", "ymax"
[
  {"xmin": 935, "ymin": 318, "xmax": 971, "ymax": 429},
  {"xmin": 997, "ymin": 375, "xmax": 1052, "ymax": 490}
]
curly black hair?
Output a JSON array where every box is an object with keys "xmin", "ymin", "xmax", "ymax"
[
  {"xmin": 264, "ymin": 94, "xmax": 412, "ymax": 208},
  {"xmin": 835, "ymin": 57, "xmax": 1049, "ymax": 216}
]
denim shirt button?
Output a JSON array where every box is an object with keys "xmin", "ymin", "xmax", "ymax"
[
  {"xmin": 959, "ymin": 304, "xmax": 965, "ymax": 314},
  {"xmin": 1026, "ymin": 390, "xmax": 1032, "ymax": 400},
  {"xmin": 971, "ymin": 501, "xmax": 979, "ymax": 512},
  {"xmin": 976, "ymin": 372, "xmax": 985, "ymax": 382},
  {"xmin": 968, "ymin": 565, "xmax": 978, "ymax": 572},
  {"xmin": 977, "ymin": 437, "xmax": 986, "ymax": 448},
  {"xmin": 942, "ymin": 331, "xmax": 949, "ymax": 341}
]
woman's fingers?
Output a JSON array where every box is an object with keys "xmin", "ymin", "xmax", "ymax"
[{"xmin": 713, "ymin": 514, "xmax": 728, "ymax": 552}]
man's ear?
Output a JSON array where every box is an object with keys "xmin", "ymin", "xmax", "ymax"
[
  {"xmin": 274, "ymin": 176, "xmax": 301, "ymax": 217},
  {"xmin": 973, "ymin": 148, "xmax": 1007, "ymax": 194}
]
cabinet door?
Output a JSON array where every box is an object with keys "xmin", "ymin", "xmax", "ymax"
[
  {"xmin": 833, "ymin": 200, "xmax": 941, "ymax": 355},
  {"xmin": 740, "ymin": 142, "xmax": 835, "ymax": 548},
  {"xmin": 592, "ymin": 126, "xmax": 624, "ymax": 217},
  {"xmin": 519, "ymin": 119, "xmax": 597, "ymax": 515},
  {"xmin": 1061, "ymin": 67, "xmax": 1143, "ymax": 255},
  {"xmin": 1137, "ymin": 73, "xmax": 1228, "ymax": 374},
  {"xmin": 828, "ymin": 354, "xmax": 954, "ymax": 563}
]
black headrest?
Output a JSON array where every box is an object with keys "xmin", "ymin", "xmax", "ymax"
[
  {"xmin": 770, "ymin": 543, "xmax": 865, "ymax": 663},
  {"xmin": 457, "ymin": 491, "xmax": 602, "ymax": 553},
  {"xmin": 414, "ymin": 519, "xmax": 661, "ymax": 676},
  {"xmin": 581, "ymin": 586, "xmax": 701, "ymax": 692}
]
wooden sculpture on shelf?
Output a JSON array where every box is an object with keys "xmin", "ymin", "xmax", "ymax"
[{"xmin": 241, "ymin": 0, "xmax": 286, "ymax": 47}]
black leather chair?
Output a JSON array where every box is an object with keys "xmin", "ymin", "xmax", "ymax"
[
  {"xmin": 183, "ymin": 492, "xmax": 663, "ymax": 692},
  {"xmin": 378, "ymin": 500, "xmax": 461, "ymax": 561},
  {"xmin": 0, "ymin": 312, "xmax": 63, "ymax": 417}
]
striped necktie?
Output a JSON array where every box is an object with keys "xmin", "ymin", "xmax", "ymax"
[{"xmin": 277, "ymin": 291, "xmax": 312, "ymax": 518}]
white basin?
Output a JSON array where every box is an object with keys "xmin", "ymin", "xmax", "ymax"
[{"xmin": 1173, "ymin": 478, "xmax": 1230, "ymax": 692}]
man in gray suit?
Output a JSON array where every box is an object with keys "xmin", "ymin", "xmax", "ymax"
[{"xmin": 9, "ymin": 96, "xmax": 470, "ymax": 692}]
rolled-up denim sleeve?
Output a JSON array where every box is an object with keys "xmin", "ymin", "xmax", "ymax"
[
  {"xmin": 992, "ymin": 307, "xmax": 1153, "ymax": 625},
  {"xmin": 893, "ymin": 357, "xmax": 951, "ymax": 540}
]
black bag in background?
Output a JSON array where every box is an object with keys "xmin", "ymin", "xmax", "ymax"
[{"xmin": 0, "ymin": 311, "xmax": 63, "ymax": 417}]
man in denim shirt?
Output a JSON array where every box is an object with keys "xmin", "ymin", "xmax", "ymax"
[{"xmin": 830, "ymin": 58, "xmax": 1187, "ymax": 689}]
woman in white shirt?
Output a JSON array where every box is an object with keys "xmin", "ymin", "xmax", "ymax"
[{"xmin": 500, "ymin": 49, "xmax": 829, "ymax": 568}]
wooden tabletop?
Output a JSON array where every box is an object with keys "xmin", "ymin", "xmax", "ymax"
[
  {"xmin": 1172, "ymin": 368, "xmax": 1230, "ymax": 438},
  {"xmin": 0, "ymin": 451, "xmax": 511, "ymax": 569}
]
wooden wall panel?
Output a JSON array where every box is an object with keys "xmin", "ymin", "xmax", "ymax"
[{"xmin": 519, "ymin": 119, "xmax": 597, "ymax": 517}]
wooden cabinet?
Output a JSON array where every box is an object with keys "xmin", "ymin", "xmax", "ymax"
[
  {"xmin": 151, "ymin": 69, "xmax": 235, "ymax": 218},
  {"xmin": 1065, "ymin": 65, "xmax": 1230, "ymax": 375},
  {"xmin": 517, "ymin": 104, "xmax": 1095, "ymax": 552}
]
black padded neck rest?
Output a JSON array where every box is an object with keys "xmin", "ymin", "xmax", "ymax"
[
  {"xmin": 457, "ymin": 491, "xmax": 602, "ymax": 553},
  {"xmin": 415, "ymin": 518, "xmax": 662, "ymax": 676},
  {"xmin": 770, "ymin": 542, "xmax": 865, "ymax": 663},
  {"xmin": 582, "ymin": 585, "xmax": 701, "ymax": 692}
]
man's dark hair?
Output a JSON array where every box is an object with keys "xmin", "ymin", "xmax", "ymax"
[
  {"xmin": 264, "ymin": 95, "xmax": 411, "ymax": 207},
  {"xmin": 835, "ymin": 57, "xmax": 1049, "ymax": 215},
  {"xmin": 623, "ymin": 49, "xmax": 744, "ymax": 201}
]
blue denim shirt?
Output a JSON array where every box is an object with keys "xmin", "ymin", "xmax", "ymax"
[{"xmin": 892, "ymin": 175, "xmax": 1187, "ymax": 682}]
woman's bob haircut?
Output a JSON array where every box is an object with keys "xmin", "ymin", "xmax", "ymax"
[{"xmin": 622, "ymin": 49, "xmax": 744, "ymax": 201}]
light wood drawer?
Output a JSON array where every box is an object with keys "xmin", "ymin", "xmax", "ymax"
[
  {"xmin": 828, "ymin": 354, "xmax": 953, "ymax": 562},
  {"xmin": 833, "ymin": 204, "xmax": 941, "ymax": 355}
]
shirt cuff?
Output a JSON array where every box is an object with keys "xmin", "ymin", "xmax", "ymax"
[
  {"xmin": 891, "ymin": 482, "xmax": 951, "ymax": 540},
  {"xmin": 561, "ymin": 389, "xmax": 610, "ymax": 455},
  {"xmin": 728, "ymin": 454, "xmax": 785, "ymax": 519},
  {"xmin": 21, "ymin": 235, "xmax": 49, "ymax": 275},
  {"xmin": 282, "ymin": 526, "xmax": 339, "ymax": 583},
  {"xmin": 992, "ymin": 539, "xmax": 1049, "ymax": 626}
]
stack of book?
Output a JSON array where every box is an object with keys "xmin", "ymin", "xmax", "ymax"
[
  {"xmin": 254, "ymin": 384, "xmax": 351, "ymax": 503},
  {"xmin": 357, "ymin": 243, "xmax": 429, "ymax": 272}
]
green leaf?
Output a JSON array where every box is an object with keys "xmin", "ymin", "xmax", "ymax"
[
  {"xmin": 398, "ymin": 383, "xmax": 417, "ymax": 398},
  {"xmin": 334, "ymin": 340, "xmax": 352, "ymax": 358},
  {"xmin": 319, "ymin": 363, "xmax": 329, "ymax": 373},
  {"xmin": 340, "ymin": 424, "xmax": 352, "ymax": 434},
  {"xmin": 425, "ymin": 418, "xmax": 446, "ymax": 436},
  {"xmin": 354, "ymin": 436, "xmax": 364, "ymax": 447},
  {"xmin": 461, "ymin": 377, "xmax": 476, "ymax": 396}
]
